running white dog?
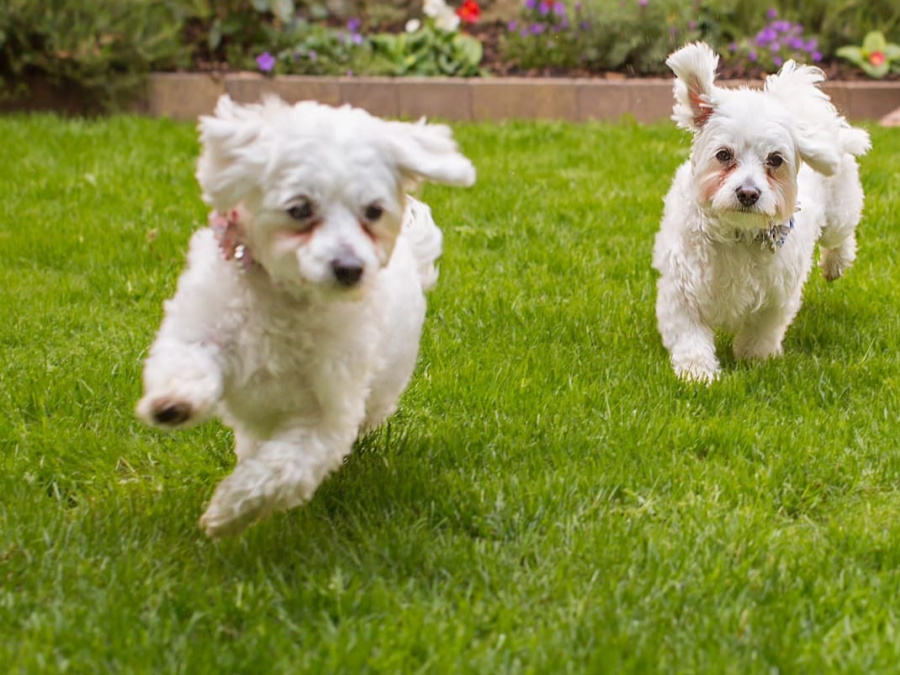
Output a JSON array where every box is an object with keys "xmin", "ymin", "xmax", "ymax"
[
  {"xmin": 137, "ymin": 96, "xmax": 475, "ymax": 536},
  {"xmin": 653, "ymin": 42, "xmax": 870, "ymax": 383}
]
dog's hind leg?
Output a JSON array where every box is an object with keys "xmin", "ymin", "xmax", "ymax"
[{"xmin": 818, "ymin": 155, "xmax": 865, "ymax": 282}]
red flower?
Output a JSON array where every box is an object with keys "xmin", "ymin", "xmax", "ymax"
[
  {"xmin": 869, "ymin": 50, "xmax": 886, "ymax": 66},
  {"xmin": 456, "ymin": 0, "xmax": 480, "ymax": 23}
]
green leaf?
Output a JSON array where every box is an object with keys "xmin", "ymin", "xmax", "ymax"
[
  {"xmin": 207, "ymin": 19, "xmax": 222, "ymax": 51},
  {"xmin": 862, "ymin": 31, "xmax": 887, "ymax": 54}
]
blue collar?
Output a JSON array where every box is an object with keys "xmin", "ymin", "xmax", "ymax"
[{"xmin": 755, "ymin": 216, "xmax": 795, "ymax": 253}]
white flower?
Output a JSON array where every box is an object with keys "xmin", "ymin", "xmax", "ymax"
[
  {"xmin": 423, "ymin": 0, "xmax": 460, "ymax": 31},
  {"xmin": 405, "ymin": 18, "xmax": 421, "ymax": 33},
  {"xmin": 434, "ymin": 9, "xmax": 460, "ymax": 31},
  {"xmin": 423, "ymin": 0, "xmax": 448, "ymax": 18}
]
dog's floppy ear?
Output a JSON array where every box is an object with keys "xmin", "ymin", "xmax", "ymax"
[
  {"xmin": 196, "ymin": 95, "xmax": 272, "ymax": 209},
  {"xmin": 792, "ymin": 121, "xmax": 841, "ymax": 176},
  {"xmin": 666, "ymin": 42, "xmax": 720, "ymax": 132},
  {"xmin": 384, "ymin": 119, "xmax": 476, "ymax": 187},
  {"xmin": 764, "ymin": 61, "xmax": 844, "ymax": 175}
]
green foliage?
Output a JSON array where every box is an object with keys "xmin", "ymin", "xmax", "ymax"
[
  {"xmin": 501, "ymin": 0, "xmax": 705, "ymax": 75},
  {"xmin": 0, "ymin": 0, "xmax": 195, "ymax": 110},
  {"xmin": 367, "ymin": 26, "xmax": 483, "ymax": 77},
  {"xmin": 258, "ymin": 13, "xmax": 484, "ymax": 77},
  {"xmin": 837, "ymin": 31, "xmax": 900, "ymax": 79},
  {"xmin": 500, "ymin": 0, "xmax": 900, "ymax": 75}
]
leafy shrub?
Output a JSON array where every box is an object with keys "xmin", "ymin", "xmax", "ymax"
[
  {"xmin": 501, "ymin": 1, "xmax": 592, "ymax": 71},
  {"xmin": 0, "ymin": 0, "xmax": 194, "ymax": 110},
  {"xmin": 837, "ymin": 31, "xmax": 900, "ymax": 78},
  {"xmin": 724, "ymin": 8, "xmax": 822, "ymax": 72},
  {"xmin": 501, "ymin": 0, "xmax": 704, "ymax": 74},
  {"xmin": 252, "ymin": 0, "xmax": 483, "ymax": 77}
]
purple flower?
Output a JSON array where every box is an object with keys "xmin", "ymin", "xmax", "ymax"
[
  {"xmin": 805, "ymin": 38, "xmax": 818, "ymax": 51},
  {"xmin": 347, "ymin": 17, "xmax": 361, "ymax": 33},
  {"xmin": 788, "ymin": 37, "xmax": 804, "ymax": 49},
  {"xmin": 812, "ymin": 50, "xmax": 822, "ymax": 62},
  {"xmin": 554, "ymin": 2, "xmax": 567, "ymax": 15},
  {"xmin": 525, "ymin": 0, "xmax": 537, "ymax": 8},
  {"xmin": 256, "ymin": 51, "xmax": 275, "ymax": 72},
  {"xmin": 748, "ymin": 49, "xmax": 758, "ymax": 62},
  {"xmin": 770, "ymin": 42, "xmax": 781, "ymax": 52},
  {"xmin": 560, "ymin": 19, "xmax": 570, "ymax": 29},
  {"xmin": 520, "ymin": 27, "xmax": 529, "ymax": 37},
  {"xmin": 538, "ymin": 2, "xmax": 549, "ymax": 15},
  {"xmin": 352, "ymin": 33, "xmax": 363, "ymax": 45},
  {"xmin": 308, "ymin": 49, "xmax": 318, "ymax": 61},
  {"xmin": 773, "ymin": 20, "xmax": 790, "ymax": 32},
  {"xmin": 767, "ymin": 8, "xmax": 777, "ymax": 19},
  {"xmin": 579, "ymin": 20, "xmax": 590, "ymax": 30},
  {"xmin": 638, "ymin": 0, "xmax": 648, "ymax": 6},
  {"xmin": 773, "ymin": 56, "xmax": 783, "ymax": 66},
  {"xmin": 508, "ymin": 19, "xmax": 518, "ymax": 31},
  {"xmin": 728, "ymin": 42, "xmax": 737, "ymax": 52},
  {"xmin": 530, "ymin": 23, "xmax": 545, "ymax": 34},
  {"xmin": 756, "ymin": 27, "xmax": 776, "ymax": 45}
]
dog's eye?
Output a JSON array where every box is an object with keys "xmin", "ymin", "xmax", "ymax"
[
  {"xmin": 767, "ymin": 153, "xmax": 784, "ymax": 169},
  {"xmin": 715, "ymin": 149, "xmax": 734, "ymax": 163},
  {"xmin": 287, "ymin": 200, "xmax": 314, "ymax": 221},
  {"xmin": 364, "ymin": 204, "xmax": 384, "ymax": 222}
]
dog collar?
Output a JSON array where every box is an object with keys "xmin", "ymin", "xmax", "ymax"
[
  {"xmin": 210, "ymin": 209, "xmax": 256, "ymax": 272},
  {"xmin": 756, "ymin": 216, "xmax": 795, "ymax": 253}
]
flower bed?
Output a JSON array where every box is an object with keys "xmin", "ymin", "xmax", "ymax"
[{"xmin": 2, "ymin": 0, "xmax": 900, "ymax": 116}]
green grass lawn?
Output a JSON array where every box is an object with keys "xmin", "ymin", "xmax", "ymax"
[{"xmin": 3, "ymin": 113, "xmax": 900, "ymax": 673}]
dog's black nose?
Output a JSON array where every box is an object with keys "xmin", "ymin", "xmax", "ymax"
[
  {"xmin": 736, "ymin": 185, "xmax": 760, "ymax": 206},
  {"xmin": 331, "ymin": 257, "xmax": 364, "ymax": 287}
]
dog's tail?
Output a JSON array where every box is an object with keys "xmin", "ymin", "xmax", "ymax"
[{"xmin": 402, "ymin": 196, "xmax": 443, "ymax": 292}]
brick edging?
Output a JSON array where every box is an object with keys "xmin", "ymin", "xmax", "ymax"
[{"xmin": 88, "ymin": 72, "xmax": 900, "ymax": 123}]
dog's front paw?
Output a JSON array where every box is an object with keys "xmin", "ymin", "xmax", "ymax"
[
  {"xmin": 819, "ymin": 246, "xmax": 855, "ymax": 282},
  {"xmin": 136, "ymin": 372, "xmax": 221, "ymax": 429},
  {"xmin": 672, "ymin": 356, "xmax": 719, "ymax": 384}
]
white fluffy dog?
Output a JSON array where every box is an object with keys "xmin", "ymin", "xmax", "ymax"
[
  {"xmin": 653, "ymin": 42, "xmax": 870, "ymax": 383},
  {"xmin": 137, "ymin": 96, "xmax": 475, "ymax": 537}
]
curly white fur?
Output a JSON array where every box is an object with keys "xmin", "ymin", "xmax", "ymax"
[
  {"xmin": 654, "ymin": 43, "xmax": 870, "ymax": 383},
  {"xmin": 137, "ymin": 96, "xmax": 475, "ymax": 536}
]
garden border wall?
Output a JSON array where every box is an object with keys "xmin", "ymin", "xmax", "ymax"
[
  {"xmin": 140, "ymin": 73, "xmax": 900, "ymax": 123},
  {"xmin": 11, "ymin": 72, "xmax": 900, "ymax": 123}
]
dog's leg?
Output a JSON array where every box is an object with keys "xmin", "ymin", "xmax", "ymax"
[
  {"xmin": 819, "ymin": 233, "xmax": 856, "ymax": 282},
  {"xmin": 733, "ymin": 301, "xmax": 796, "ymax": 361},
  {"xmin": 199, "ymin": 426, "xmax": 356, "ymax": 538},
  {"xmin": 657, "ymin": 285, "xmax": 719, "ymax": 383},
  {"xmin": 819, "ymin": 155, "xmax": 865, "ymax": 282},
  {"xmin": 137, "ymin": 339, "xmax": 224, "ymax": 429}
]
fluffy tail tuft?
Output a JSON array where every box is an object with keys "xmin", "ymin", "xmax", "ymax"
[{"xmin": 402, "ymin": 196, "xmax": 443, "ymax": 291}]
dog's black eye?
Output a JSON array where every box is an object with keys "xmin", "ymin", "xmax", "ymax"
[
  {"xmin": 767, "ymin": 153, "xmax": 784, "ymax": 169},
  {"xmin": 364, "ymin": 204, "xmax": 384, "ymax": 221},
  {"xmin": 287, "ymin": 199, "xmax": 314, "ymax": 221},
  {"xmin": 715, "ymin": 149, "xmax": 733, "ymax": 163}
]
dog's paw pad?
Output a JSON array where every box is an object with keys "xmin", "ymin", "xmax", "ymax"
[
  {"xmin": 137, "ymin": 396, "xmax": 197, "ymax": 429},
  {"xmin": 152, "ymin": 400, "xmax": 193, "ymax": 426}
]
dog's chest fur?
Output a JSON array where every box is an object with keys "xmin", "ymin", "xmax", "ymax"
[
  {"xmin": 214, "ymin": 271, "xmax": 381, "ymax": 432},
  {"xmin": 696, "ymin": 237, "xmax": 812, "ymax": 330}
]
